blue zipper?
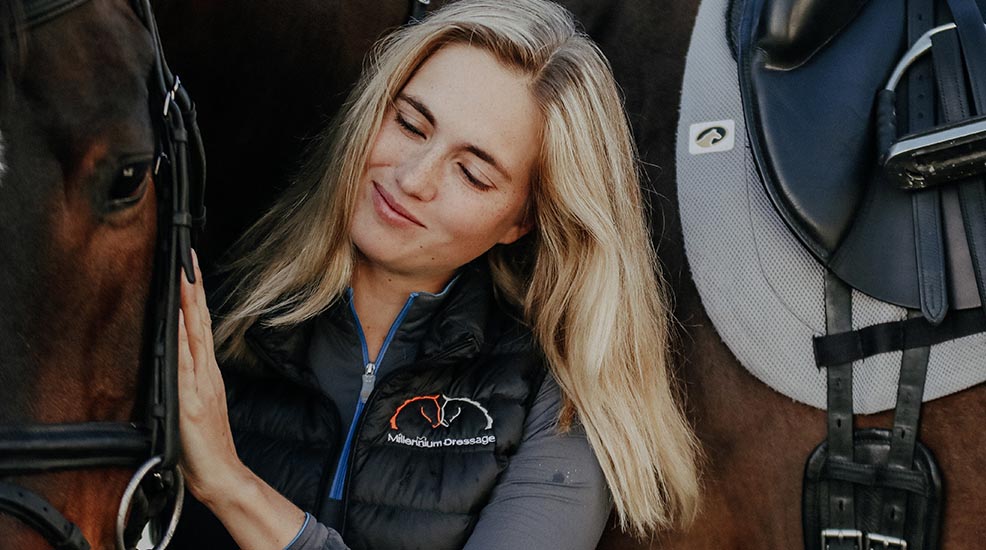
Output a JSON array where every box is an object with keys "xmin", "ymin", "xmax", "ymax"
[{"xmin": 328, "ymin": 289, "xmax": 419, "ymax": 499}]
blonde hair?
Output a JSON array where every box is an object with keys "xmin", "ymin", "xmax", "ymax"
[{"xmin": 215, "ymin": 0, "xmax": 700, "ymax": 536}]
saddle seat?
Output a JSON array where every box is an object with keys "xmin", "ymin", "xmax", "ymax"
[{"xmin": 740, "ymin": 0, "xmax": 986, "ymax": 313}]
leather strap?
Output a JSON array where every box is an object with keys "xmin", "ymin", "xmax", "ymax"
[
  {"xmin": 913, "ymin": 190, "xmax": 948, "ymax": 324},
  {"xmin": 812, "ymin": 304, "xmax": 986, "ymax": 366},
  {"xmin": 821, "ymin": 459, "xmax": 931, "ymax": 496},
  {"xmin": 0, "ymin": 423, "xmax": 150, "ymax": 475},
  {"xmin": 138, "ymin": 0, "xmax": 202, "ymax": 470},
  {"xmin": 940, "ymin": 0, "xmax": 986, "ymax": 318},
  {"xmin": 0, "ymin": 481, "xmax": 90, "ymax": 550},
  {"xmin": 824, "ymin": 272, "xmax": 857, "ymax": 548},
  {"xmin": 871, "ymin": 6, "xmax": 949, "ymax": 536},
  {"xmin": 880, "ymin": 310, "xmax": 932, "ymax": 538},
  {"xmin": 907, "ymin": 0, "xmax": 948, "ymax": 326},
  {"xmin": 945, "ymin": 0, "xmax": 986, "ymax": 113}
]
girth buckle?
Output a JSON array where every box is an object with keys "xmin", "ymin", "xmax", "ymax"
[
  {"xmin": 865, "ymin": 533, "xmax": 908, "ymax": 550},
  {"xmin": 822, "ymin": 528, "xmax": 864, "ymax": 550}
]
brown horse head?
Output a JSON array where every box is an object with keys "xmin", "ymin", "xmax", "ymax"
[{"xmin": 0, "ymin": 0, "xmax": 163, "ymax": 547}]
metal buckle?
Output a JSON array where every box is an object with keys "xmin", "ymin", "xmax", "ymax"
[
  {"xmin": 822, "ymin": 528, "xmax": 864, "ymax": 550},
  {"xmin": 865, "ymin": 533, "xmax": 908, "ymax": 550},
  {"xmin": 162, "ymin": 75, "xmax": 182, "ymax": 117}
]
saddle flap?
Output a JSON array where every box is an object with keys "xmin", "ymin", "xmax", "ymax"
[{"xmin": 740, "ymin": 0, "xmax": 914, "ymax": 305}]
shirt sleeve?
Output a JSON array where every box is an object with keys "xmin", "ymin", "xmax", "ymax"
[
  {"xmin": 463, "ymin": 373, "xmax": 613, "ymax": 550},
  {"xmin": 284, "ymin": 513, "xmax": 351, "ymax": 550}
]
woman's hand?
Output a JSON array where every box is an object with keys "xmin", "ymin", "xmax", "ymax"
[
  {"xmin": 177, "ymin": 250, "xmax": 308, "ymax": 550},
  {"xmin": 177, "ymin": 249, "xmax": 244, "ymax": 503}
]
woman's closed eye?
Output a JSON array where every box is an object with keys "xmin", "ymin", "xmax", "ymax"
[
  {"xmin": 395, "ymin": 112, "xmax": 426, "ymax": 138},
  {"xmin": 458, "ymin": 163, "xmax": 492, "ymax": 191}
]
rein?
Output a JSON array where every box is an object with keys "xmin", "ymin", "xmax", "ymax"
[{"xmin": 0, "ymin": 0, "xmax": 206, "ymax": 548}]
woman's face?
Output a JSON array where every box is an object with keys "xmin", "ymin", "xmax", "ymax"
[{"xmin": 350, "ymin": 43, "xmax": 540, "ymax": 288}]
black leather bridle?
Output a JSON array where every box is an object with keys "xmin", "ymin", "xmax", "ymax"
[{"xmin": 0, "ymin": 0, "xmax": 205, "ymax": 548}]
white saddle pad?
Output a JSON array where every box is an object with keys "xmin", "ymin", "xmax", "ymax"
[{"xmin": 676, "ymin": 0, "xmax": 986, "ymax": 414}]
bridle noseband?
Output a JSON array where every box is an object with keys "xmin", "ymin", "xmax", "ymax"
[{"xmin": 0, "ymin": 0, "xmax": 206, "ymax": 548}]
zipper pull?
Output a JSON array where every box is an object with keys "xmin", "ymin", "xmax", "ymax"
[{"xmin": 359, "ymin": 362, "xmax": 376, "ymax": 403}]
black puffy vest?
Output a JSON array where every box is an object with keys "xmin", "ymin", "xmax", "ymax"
[{"xmin": 170, "ymin": 265, "xmax": 546, "ymax": 550}]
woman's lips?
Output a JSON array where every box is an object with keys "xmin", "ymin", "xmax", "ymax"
[{"xmin": 372, "ymin": 182, "xmax": 426, "ymax": 228}]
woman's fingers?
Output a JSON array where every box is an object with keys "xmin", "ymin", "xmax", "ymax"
[
  {"xmin": 179, "ymin": 308, "xmax": 205, "ymax": 415},
  {"xmin": 180, "ymin": 269, "xmax": 211, "ymax": 372},
  {"xmin": 178, "ymin": 309, "xmax": 195, "ymax": 380},
  {"xmin": 190, "ymin": 249, "xmax": 216, "ymax": 352},
  {"xmin": 179, "ymin": 273, "xmax": 201, "ymax": 369},
  {"xmin": 179, "ymin": 250, "xmax": 225, "ymax": 400}
]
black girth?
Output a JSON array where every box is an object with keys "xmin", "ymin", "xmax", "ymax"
[{"xmin": 0, "ymin": 0, "xmax": 206, "ymax": 548}]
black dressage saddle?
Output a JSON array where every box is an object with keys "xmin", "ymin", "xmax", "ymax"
[
  {"xmin": 739, "ymin": 0, "xmax": 986, "ymax": 320},
  {"xmin": 734, "ymin": 0, "xmax": 986, "ymax": 549}
]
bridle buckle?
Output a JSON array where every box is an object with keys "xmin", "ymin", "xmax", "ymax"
[{"xmin": 162, "ymin": 75, "xmax": 182, "ymax": 117}]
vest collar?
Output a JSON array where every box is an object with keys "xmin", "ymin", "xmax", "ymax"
[{"xmin": 243, "ymin": 261, "xmax": 496, "ymax": 388}]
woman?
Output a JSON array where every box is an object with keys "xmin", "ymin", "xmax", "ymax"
[{"xmin": 172, "ymin": 1, "xmax": 700, "ymax": 549}]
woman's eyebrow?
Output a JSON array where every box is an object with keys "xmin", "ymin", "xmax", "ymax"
[
  {"xmin": 398, "ymin": 93, "xmax": 436, "ymax": 126},
  {"xmin": 398, "ymin": 92, "xmax": 512, "ymax": 183},
  {"xmin": 463, "ymin": 144, "xmax": 511, "ymax": 182}
]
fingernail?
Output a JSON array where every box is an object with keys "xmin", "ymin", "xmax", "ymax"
[{"xmin": 191, "ymin": 248, "xmax": 199, "ymax": 269}]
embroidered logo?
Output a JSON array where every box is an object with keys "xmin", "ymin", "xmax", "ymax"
[
  {"xmin": 688, "ymin": 119, "xmax": 736, "ymax": 154},
  {"xmin": 387, "ymin": 394, "xmax": 496, "ymax": 448}
]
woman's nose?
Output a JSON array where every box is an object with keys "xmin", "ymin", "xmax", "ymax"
[{"xmin": 395, "ymin": 149, "xmax": 440, "ymax": 202}]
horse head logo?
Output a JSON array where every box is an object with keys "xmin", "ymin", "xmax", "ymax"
[
  {"xmin": 439, "ymin": 396, "xmax": 493, "ymax": 430},
  {"xmin": 695, "ymin": 126, "xmax": 726, "ymax": 148},
  {"xmin": 390, "ymin": 394, "xmax": 493, "ymax": 431}
]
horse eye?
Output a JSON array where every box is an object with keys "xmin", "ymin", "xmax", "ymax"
[{"xmin": 108, "ymin": 160, "xmax": 151, "ymax": 208}]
